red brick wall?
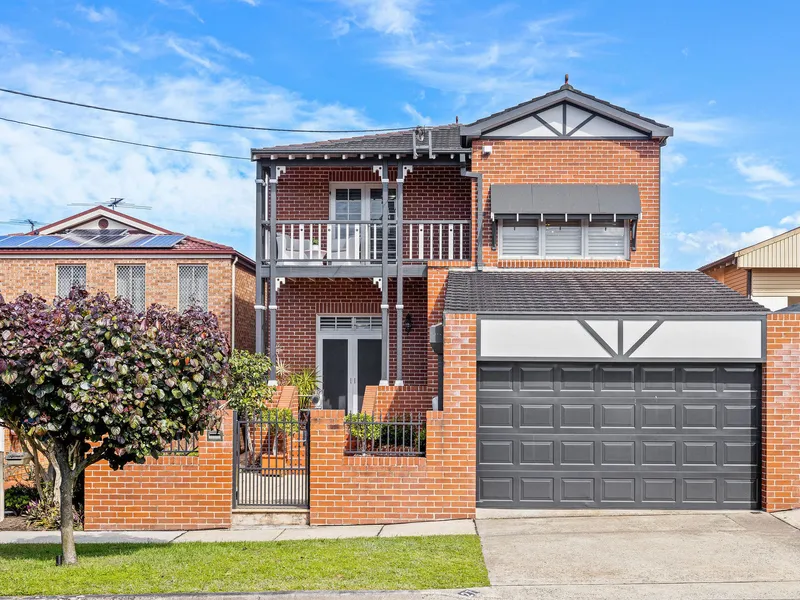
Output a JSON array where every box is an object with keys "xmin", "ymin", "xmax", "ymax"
[
  {"xmin": 0, "ymin": 257, "xmax": 253, "ymax": 350},
  {"xmin": 471, "ymin": 139, "xmax": 661, "ymax": 268},
  {"xmin": 308, "ymin": 314, "xmax": 476, "ymax": 525},
  {"xmin": 233, "ymin": 262, "xmax": 256, "ymax": 351},
  {"xmin": 361, "ymin": 386, "xmax": 433, "ymax": 415},
  {"xmin": 275, "ymin": 166, "xmax": 470, "ymax": 223},
  {"xmin": 270, "ymin": 277, "xmax": 429, "ymax": 387},
  {"xmin": 763, "ymin": 312, "xmax": 800, "ymax": 512},
  {"xmin": 83, "ymin": 411, "xmax": 233, "ymax": 531}
]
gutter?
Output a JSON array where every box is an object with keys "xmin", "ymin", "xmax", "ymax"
[
  {"xmin": 460, "ymin": 163, "xmax": 484, "ymax": 271},
  {"xmin": 230, "ymin": 256, "xmax": 238, "ymax": 349}
]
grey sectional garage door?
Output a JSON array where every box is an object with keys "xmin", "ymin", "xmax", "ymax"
[{"xmin": 477, "ymin": 363, "xmax": 761, "ymax": 509}]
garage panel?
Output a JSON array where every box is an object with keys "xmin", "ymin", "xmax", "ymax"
[{"xmin": 477, "ymin": 363, "xmax": 761, "ymax": 509}]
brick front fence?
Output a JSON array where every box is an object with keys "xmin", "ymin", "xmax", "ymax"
[{"xmin": 83, "ymin": 411, "xmax": 233, "ymax": 531}]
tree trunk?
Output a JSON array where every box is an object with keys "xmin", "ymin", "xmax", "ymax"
[{"xmin": 54, "ymin": 446, "xmax": 77, "ymax": 565}]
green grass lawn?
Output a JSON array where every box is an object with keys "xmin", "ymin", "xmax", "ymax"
[{"xmin": 0, "ymin": 535, "xmax": 489, "ymax": 596}]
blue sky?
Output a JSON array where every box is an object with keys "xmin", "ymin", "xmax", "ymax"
[{"xmin": 0, "ymin": 0, "xmax": 798, "ymax": 269}]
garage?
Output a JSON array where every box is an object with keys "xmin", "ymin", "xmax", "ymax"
[
  {"xmin": 444, "ymin": 270, "xmax": 769, "ymax": 510},
  {"xmin": 477, "ymin": 362, "xmax": 761, "ymax": 508}
]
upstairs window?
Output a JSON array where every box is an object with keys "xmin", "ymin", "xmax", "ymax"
[
  {"xmin": 500, "ymin": 219, "xmax": 539, "ymax": 257},
  {"xmin": 178, "ymin": 265, "xmax": 208, "ymax": 311},
  {"xmin": 587, "ymin": 221, "xmax": 626, "ymax": 258},
  {"xmin": 499, "ymin": 218, "xmax": 629, "ymax": 259},
  {"xmin": 56, "ymin": 264, "xmax": 86, "ymax": 297},
  {"xmin": 544, "ymin": 220, "xmax": 583, "ymax": 257},
  {"xmin": 116, "ymin": 265, "xmax": 146, "ymax": 313}
]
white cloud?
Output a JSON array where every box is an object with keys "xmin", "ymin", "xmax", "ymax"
[
  {"xmin": 733, "ymin": 155, "xmax": 794, "ymax": 188},
  {"xmin": 370, "ymin": 12, "xmax": 614, "ymax": 115},
  {"xmin": 75, "ymin": 4, "xmax": 117, "ymax": 23},
  {"xmin": 166, "ymin": 37, "xmax": 217, "ymax": 71},
  {"xmin": 662, "ymin": 150, "xmax": 687, "ymax": 173},
  {"xmin": 672, "ymin": 223, "xmax": 786, "ymax": 264},
  {"xmin": 233, "ymin": 0, "xmax": 260, "ymax": 5},
  {"xmin": 779, "ymin": 212, "xmax": 800, "ymax": 227},
  {"xmin": 0, "ymin": 48, "xmax": 379, "ymax": 257},
  {"xmin": 656, "ymin": 114, "xmax": 732, "ymax": 145},
  {"xmin": 156, "ymin": 0, "xmax": 204, "ymax": 23},
  {"xmin": 402, "ymin": 103, "xmax": 431, "ymax": 125},
  {"xmin": 334, "ymin": 0, "xmax": 419, "ymax": 36}
]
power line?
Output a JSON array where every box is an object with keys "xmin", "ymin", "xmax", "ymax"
[
  {"xmin": 0, "ymin": 87, "xmax": 418, "ymax": 134},
  {"xmin": 0, "ymin": 115, "xmax": 251, "ymax": 160}
]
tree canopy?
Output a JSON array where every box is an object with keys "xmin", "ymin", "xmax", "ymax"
[{"xmin": 0, "ymin": 289, "xmax": 230, "ymax": 563}]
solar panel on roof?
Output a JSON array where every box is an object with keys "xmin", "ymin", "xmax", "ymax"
[
  {"xmin": 0, "ymin": 234, "xmax": 185, "ymax": 250},
  {"xmin": 0, "ymin": 235, "xmax": 80, "ymax": 248}
]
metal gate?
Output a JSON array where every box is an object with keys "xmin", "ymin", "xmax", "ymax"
[{"xmin": 233, "ymin": 409, "xmax": 310, "ymax": 508}]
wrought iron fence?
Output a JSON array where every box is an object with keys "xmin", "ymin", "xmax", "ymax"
[
  {"xmin": 233, "ymin": 409, "xmax": 310, "ymax": 507},
  {"xmin": 344, "ymin": 412, "xmax": 426, "ymax": 457},
  {"xmin": 162, "ymin": 434, "xmax": 200, "ymax": 456}
]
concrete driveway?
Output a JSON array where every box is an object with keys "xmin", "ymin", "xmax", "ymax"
[{"xmin": 476, "ymin": 511, "xmax": 800, "ymax": 599}]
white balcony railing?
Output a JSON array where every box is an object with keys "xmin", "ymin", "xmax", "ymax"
[{"xmin": 265, "ymin": 220, "xmax": 470, "ymax": 265}]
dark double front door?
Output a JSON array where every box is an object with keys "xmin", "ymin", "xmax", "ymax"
[
  {"xmin": 321, "ymin": 337, "xmax": 382, "ymax": 413},
  {"xmin": 476, "ymin": 362, "xmax": 762, "ymax": 509}
]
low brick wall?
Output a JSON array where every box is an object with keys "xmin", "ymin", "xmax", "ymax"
[
  {"xmin": 308, "ymin": 313, "xmax": 477, "ymax": 525},
  {"xmin": 84, "ymin": 411, "xmax": 233, "ymax": 531},
  {"xmin": 361, "ymin": 386, "xmax": 434, "ymax": 416},
  {"xmin": 763, "ymin": 312, "xmax": 800, "ymax": 511}
]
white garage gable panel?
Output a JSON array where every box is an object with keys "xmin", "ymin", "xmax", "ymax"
[
  {"xmin": 481, "ymin": 319, "xmax": 611, "ymax": 359},
  {"xmin": 629, "ymin": 320, "xmax": 763, "ymax": 360}
]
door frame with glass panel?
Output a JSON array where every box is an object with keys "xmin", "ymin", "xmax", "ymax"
[
  {"xmin": 329, "ymin": 183, "xmax": 397, "ymax": 263},
  {"xmin": 316, "ymin": 315, "xmax": 383, "ymax": 414}
]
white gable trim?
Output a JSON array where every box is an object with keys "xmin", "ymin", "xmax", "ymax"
[
  {"xmin": 461, "ymin": 88, "xmax": 673, "ymax": 140},
  {"xmin": 39, "ymin": 207, "xmax": 170, "ymax": 235},
  {"xmin": 483, "ymin": 101, "xmax": 649, "ymax": 139}
]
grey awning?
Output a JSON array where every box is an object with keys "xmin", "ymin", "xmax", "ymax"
[{"xmin": 491, "ymin": 184, "xmax": 641, "ymax": 217}]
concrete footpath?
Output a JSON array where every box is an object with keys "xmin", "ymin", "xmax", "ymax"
[{"xmin": 0, "ymin": 518, "xmax": 476, "ymax": 544}]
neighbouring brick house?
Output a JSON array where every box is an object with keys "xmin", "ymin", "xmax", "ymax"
[
  {"xmin": 42, "ymin": 80, "xmax": 800, "ymax": 530},
  {"xmin": 0, "ymin": 205, "xmax": 255, "ymax": 487}
]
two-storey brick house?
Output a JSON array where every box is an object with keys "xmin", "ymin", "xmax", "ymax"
[
  {"xmin": 251, "ymin": 81, "xmax": 776, "ymax": 513},
  {"xmin": 0, "ymin": 206, "xmax": 256, "ymax": 489}
]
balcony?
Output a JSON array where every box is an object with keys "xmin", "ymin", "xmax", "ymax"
[{"xmin": 264, "ymin": 219, "xmax": 471, "ymax": 276}]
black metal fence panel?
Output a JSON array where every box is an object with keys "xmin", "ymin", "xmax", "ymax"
[
  {"xmin": 233, "ymin": 409, "xmax": 310, "ymax": 508},
  {"xmin": 162, "ymin": 434, "xmax": 199, "ymax": 455},
  {"xmin": 344, "ymin": 412, "xmax": 426, "ymax": 457}
]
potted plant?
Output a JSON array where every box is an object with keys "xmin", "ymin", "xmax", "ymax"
[
  {"xmin": 259, "ymin": 407, "xmax": 299, "ymax": 472},
  {"xmin": 287, "ymin": 367, "xmax": 320, "ymax": 409}
]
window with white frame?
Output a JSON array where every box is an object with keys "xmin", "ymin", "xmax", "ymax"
[
  {"xmin": 330, "ymin": 184, "xmax": 397, "ymax": 261},
  {"xmin": 116, "ymin": 265, "xmax": 146, "ymax": 312},
  {"xmin": 178, "ymin": 265, "xmax": 208, "ymax": 311},
  {"xmin": 499, "ymin": 218, "xmax": 629, "ymax": 259},
  {"xmin": 56, "ymin": 264, "xmax": 86, "ymax": 297}
]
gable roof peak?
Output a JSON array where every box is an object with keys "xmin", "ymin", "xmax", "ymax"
[
  {"xmin": 461, "ymin": 82, "xmax": 674, "ymax": 141},
  {"xmin": 38, "ymin": 205, "xmax": 173, "ymax": 236}
]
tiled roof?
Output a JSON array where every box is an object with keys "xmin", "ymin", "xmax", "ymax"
[
  {"xmin": 464, "ymin": 84, "xmax": 670, "ymax": 130},
  {"xmin": 444, "ymin": 270, "xmax": 768, "ymax": 314},
  {"xmin": 252, "ymin": 124, "xmax": 464, "ymax": 155},
  {"xmin": 775, "ymin": 303, "xmax": 800, "ymax": 313}
]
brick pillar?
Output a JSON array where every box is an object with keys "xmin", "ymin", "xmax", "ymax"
[
  {"xmin": 763, "ymin": 312, "xmax": 800, "ymax": 512},
  {"xmin": 442, "ymin": 312, "xmax": 477, "ymax": 513},
  {"xmin": 427, "ymin": 264, "xmax": 450, "ymax": 389}
]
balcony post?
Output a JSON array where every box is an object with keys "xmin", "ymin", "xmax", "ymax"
[
  {"xmin": 395, "ymin": 163, "xmax": 408, "ymax": 386},
  {"xmin": 267, "ymin": 164, "xmax": 283, "ymax": 386},
  {"xmin": 255, "ymin": 160, "xmax": 266, "ymax": 357},
  {"xmin": 379, "ymin": 160, "xmax": 390, "ymax": 386}
]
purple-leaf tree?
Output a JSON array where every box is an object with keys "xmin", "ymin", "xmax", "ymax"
[{"xmin": 0, "ymin": 289, "xmax": 229, "ymax": 564}]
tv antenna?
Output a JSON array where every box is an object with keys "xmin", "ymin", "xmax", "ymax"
[
  {"xmin": 69, "ymin": 197, "xmax": 152, "ymax": 211},
  {"xmin": 0, "ymin": 218, "xmax": 45, "ymax": 232}
]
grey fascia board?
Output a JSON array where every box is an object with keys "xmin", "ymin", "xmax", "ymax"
[
  {"xmin": 460, "ymin": 90, "xmax": 674, "ymax": 139},
  {"xmin": 466, "ymin": 311, "xmax": 769, "ymax": 318},
  {"xmin": 251, "ymin": 147, "xmax": 470, "ymax": 157}
]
